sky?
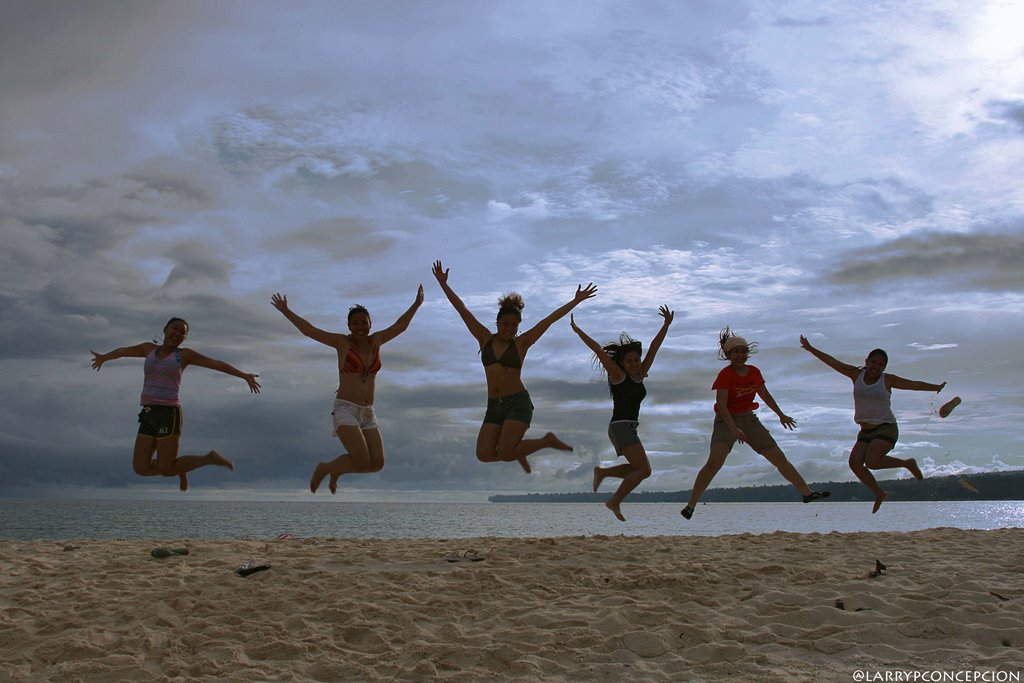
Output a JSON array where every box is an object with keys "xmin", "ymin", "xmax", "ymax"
[{"xmin": 1, "ymin": 0, "xmax": 1022, "ymax": 502}]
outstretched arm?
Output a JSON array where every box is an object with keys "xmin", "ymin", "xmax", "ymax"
[
  {"xmin": 271, "ymin": 293, "xmax": 348, "ymax": 348},
  {"xmin": 91, "ymin": 342, "xmax": 155, "ymax": 371},
  {"xmin": 886, "ymin": 375, "xmax": 946, "ymax": 393},
  {"xmin": 641, "ymin": 305, "xmax": 673, "ymax": 375},
  {"xmin": 431, "ymin": 260, "xmax": 491, "ymax": 344},
  {"xmin": 569, "ymin": 314, "xmax": 625, "ymax": 383},
  {"xmin": 519, "ymin": 282, "xmax": 598, "ymax": 348},
  {"xmin": 374, "ymin": 284, "xmax": 425, "ymax": 345},
  {"xmin": 800, "ymin": 335, "xmax": 859, "ymax": 381},
  {"xmin": 756, "ymin": 385, "xmax": 796, "ymax": 430},
  {"xmin": 180, "ymin": 349, "xmax": 261, "ymax": 394}
]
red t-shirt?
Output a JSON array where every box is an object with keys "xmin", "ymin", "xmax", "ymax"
[{"xmin": 712, "ymin": 365, "xmax": 764, "ymax": 414}]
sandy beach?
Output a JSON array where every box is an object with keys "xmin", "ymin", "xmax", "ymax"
[{"xmin": 1, "ymin": 528, "xmax": 1021, "ymax": 682}]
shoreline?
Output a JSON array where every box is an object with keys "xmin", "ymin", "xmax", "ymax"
[{"xmin": 3, "ymin": 529, "xmax": 1022, "ymax": 681}]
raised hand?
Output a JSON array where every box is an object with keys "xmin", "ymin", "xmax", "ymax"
[
  {"xmin": 659, "ymin": 305, "xmax": 674, "ymax": 325},
  {"xmin": 569, "ymin": 312, "xmax": 580, "ymax": 332},
  {"xmin": 414, "ymin": 284, "xmax": 425, "ymax": 306},
  {"xmin": 271, "ymin": 293, "xmax": 289, "ymax": 313},
  {"xmin": 244, "ymin": 374, "xmax": 262, "ymax": 394},
  {"xmin": 90, "ymin": 351, "xmax": 106, "ymax": 371},
  {"xmin": 799, "ymin": 335, "xmax": 812, "ymax": 351},
  {"xmin": 431, "ymin": 260, "xmax": 449, "ymax": 285},
  {"xmin": 573, "ymin": 282, "xmax": 598, "ymax": 303}
]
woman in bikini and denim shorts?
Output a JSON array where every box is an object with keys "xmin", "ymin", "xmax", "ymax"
[
  {"xmin": 432, "ymin": 260, "xmax": 596, "ymax": 473},
  {"xmin": 800, "ymin": 336, "xmax": 949, "ymax": 513},
  {"xmin": 570, "ymin": 306, "xmax": 673, "ymax": 521},
  {"xmin": 91, "ymin": 317, "xmax": 261, "ymax": 491},
  {"xmin": 272, "ymin": 287, "xmax": 423, "ymax": 493}
]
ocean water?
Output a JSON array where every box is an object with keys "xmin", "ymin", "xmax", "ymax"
[{"xmin": 1, "ymin": 499, "xmax": 1022, "ymax": 541}]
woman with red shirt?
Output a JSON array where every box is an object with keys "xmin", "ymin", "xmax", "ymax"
[{"xmin": 680, "ymin": 327, "xmax": 829, "ymax": 519}]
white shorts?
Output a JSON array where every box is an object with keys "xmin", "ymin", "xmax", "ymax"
[{"xmin": 332, "ymin": 399, "xmax": 379, "ymax": 432}]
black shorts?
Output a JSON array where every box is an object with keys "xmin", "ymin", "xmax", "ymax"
[
  {"xmin": 138, "ymin": 405, "xmax": 183, "ymax": 439},
  {"xmin": 857, "ymin": 422, "xmax": 898, "ymax": 445},
  {"xmin": 608, "ymin": 421, "xmax": 641, "ymax": 455}
]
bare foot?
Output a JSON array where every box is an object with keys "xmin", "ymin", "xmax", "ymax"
[
  {"xmin": 517, "ymin": 456, "xmax": 532, "ymax": 474},
  {"xmin": 207, "ymin": 450, "xmax": 235, "ymax": 470},
  {"xmin": 329, "ymin": 474, "xmax": 340, "ymax": 494},
  {"xmin": 545, "ymin": 432, "xmax": 573, "ymax": 451},
  {"xmin": 872, "ymin": 490, "xmax": 888, "ymax": 514},
  {"xmin": 179, "ymin": 474, "xmax": 189, "ymax": 492},
  {"xmin": 907, "ymin": 458, "xmax": 923, "ymax": 481},
  {"xmin": 310, "ymin": 462, "xmax": 330, "ymax": 494},
  {"xmin": 605, "ymin": 500, "xmax": 625, "ymax": 522},
  {"xmin": 592, "ymin": 467, "xmax": 604, "ymax": 493}
]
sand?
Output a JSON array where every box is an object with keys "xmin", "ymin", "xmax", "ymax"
[{"xmin": 1, "ymin": 529, "xmax": 1021, "ymax": 682}]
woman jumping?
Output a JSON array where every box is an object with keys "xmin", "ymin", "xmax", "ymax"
[
  {"xmin": 570, "ymin": 306, "xmax": 673, "ymax": 521},
  {"xmin": 432, "ymin": 260, "xmax": 596, "ymax": 473},
  {"xmin": 272, "ymin": 287, "xmax": 423, "ymax": 493},
  {"xmin": 91, "ymin": 317, "xmax": 261, "ymax": 491},
  {"xmin": 800, "ymin": 336, "xmax": 949, "ymax": 513},
  {"xmin": 681, "ymin": 327, "xmax": 829, "ymax": 520}
]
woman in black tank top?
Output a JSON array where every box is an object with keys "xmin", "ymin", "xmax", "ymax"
[
  {"xmin": 570, "ymin": 306, "xmax": 673, "ymax": 522},
  {"xmin": 433, "ymin": 260, "xmax": 597, "ymax": 474}
]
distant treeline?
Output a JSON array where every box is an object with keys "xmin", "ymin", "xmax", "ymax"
[{"xmin": 488, "ymin": 470, "xmax": 1024, "ymax": 503}]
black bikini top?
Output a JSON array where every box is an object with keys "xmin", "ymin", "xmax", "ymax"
[{"xmin": 481, "ymin": 337, "xmax": 522, "ymax": 369}]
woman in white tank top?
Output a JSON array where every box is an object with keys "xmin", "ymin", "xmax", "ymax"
[{"xmin": 800, "ymin": 336, "xmax": 949, "ymax": 514}]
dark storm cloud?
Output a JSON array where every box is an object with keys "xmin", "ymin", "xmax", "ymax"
[
  {"xmin": 989, "ymin": 99, "xmax": 1024, "ymax": 133},
  {"xmin": 831, "ymin": 230, "xmax": 1024, "ymax": 290},
  {"xmin": 163, "ymin": 243, "xmax": 233, "ymax": 287},
  {"xmin": 0, "ymin": 0, "xmax": 155, "ymax": 96},
  {"xmin": 273, "ymin": 217, "xmax": 398, "ymax": 260}
]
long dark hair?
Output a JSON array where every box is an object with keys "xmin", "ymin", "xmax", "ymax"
[{"xmin": 599, "ymin": 333, "xmax": 642, "ymax": 394}]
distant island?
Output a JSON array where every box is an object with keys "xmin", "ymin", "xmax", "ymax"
[{"xmin": 488, "ymin": 470, "xmax": 1024, "ymax": 503}]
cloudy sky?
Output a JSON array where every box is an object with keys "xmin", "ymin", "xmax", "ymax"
[{"xmin": 2, "ymin": 0, "xmax": 1022, "ymax": 501}]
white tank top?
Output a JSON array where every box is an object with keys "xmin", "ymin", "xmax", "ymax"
[{"xmin": 853, "ymin": 369, "xmax": 896, "ymax": 425}]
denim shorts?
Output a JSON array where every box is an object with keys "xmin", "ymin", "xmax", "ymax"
[
  {"xmin": 332, "ymin": 399, "xmax": 380, "ymax": 432},
  {"xmin": 608, "ymin": 420, "xmax": 641, "ymax": 455},
  {"xmin": 483, "ymin": 390, "xmax": 534, "ymax": 426},
  {"xmin": 138, "ymin": 405, "xmax": 183, "ymax": 439}
]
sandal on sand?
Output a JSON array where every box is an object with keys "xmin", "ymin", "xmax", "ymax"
[
  {"xmin": 151, "ymin": 547, "xmax": 190, "ymax": 558},
  {"xmin": 463, "ymin": 550, "xmax": 484, "ymax": 562},
  {"xmin": 444, "ymin": 551, "xmax": 461, "ymax": 563},
  {"xmin": 802, "ymin": 491, "xmax": 831, "ymax": 503},
  {"xmin": 235, "ymin": 560, "xmax": 271, "ymax": 577},
  {"xmin": 680, "ymin": 506, "xmax": 694, "ymax": 520},
  {"xmin": 939, "ymin": 396, "xmax": 961, "ymax": 418}
]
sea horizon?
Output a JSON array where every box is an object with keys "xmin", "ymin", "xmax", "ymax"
[{"xmin": 2, "ymin": 498, "xmax": 1021, "ymax": 542}]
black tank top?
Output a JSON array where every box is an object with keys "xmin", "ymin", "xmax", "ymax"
[{"xmin": 610, "ymin": 375, "xmax": 646, "ymax": 422}]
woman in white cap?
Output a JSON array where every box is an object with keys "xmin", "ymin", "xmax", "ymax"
[
  {"xmin": 681, "ymin": 327, "xmax": 828, "ymax": 520},
  {"xmin": 799, "ymin": 336, "xmax": 951, "ymax": 513}
]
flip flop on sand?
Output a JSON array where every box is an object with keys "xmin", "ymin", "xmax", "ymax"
[
  {"xmin": 463, "ymin": 550, "xmax": 485, "ymax": 562},
  {"xmin": 939, "ymin": 396, "xmax": 961, "ymax": 418},
  {"xmin": 151, "ymin": 547, "xmax": 190, "ymax": 558},
  {"xmin": 235, "ymin": 560, "xmax": 271, "ymax": 577},
  {"xmin": 444, "ymin": 551, "xmax": 461, "ymax": 563}
]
